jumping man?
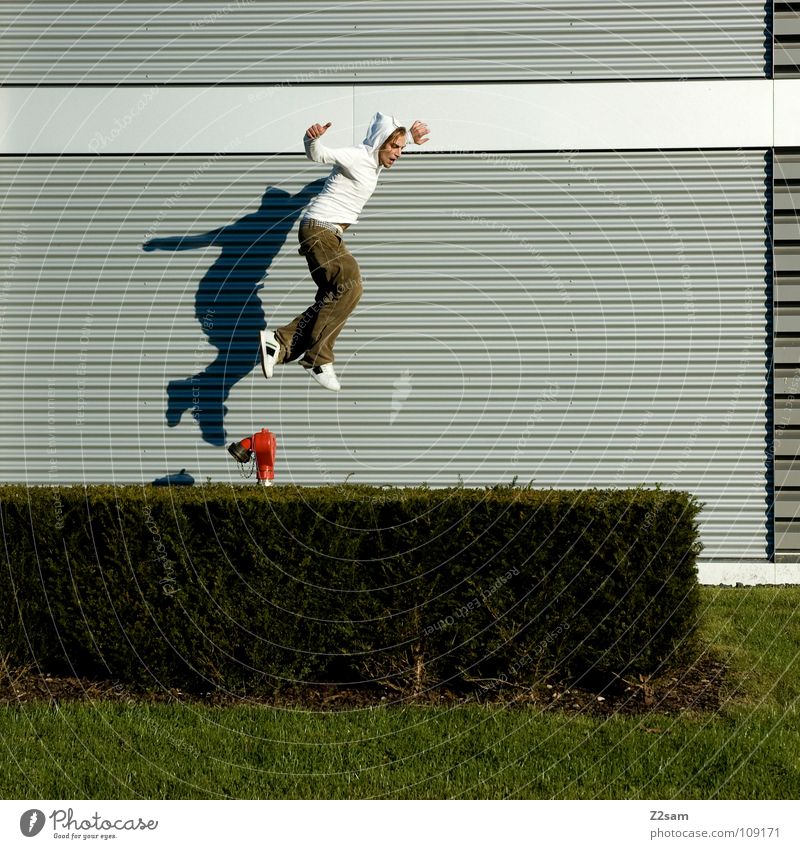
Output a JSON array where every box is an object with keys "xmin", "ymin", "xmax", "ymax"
[{"xmin": 259, "ymin": 112, "xmax": 430, "ymax": 391}]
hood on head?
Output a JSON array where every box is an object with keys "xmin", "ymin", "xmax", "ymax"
[{"xmin": 362, "ymin": 112, "xmax": 406, "ymax": 154}]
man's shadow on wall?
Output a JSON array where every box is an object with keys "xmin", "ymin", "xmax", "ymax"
[{"xmin": 143, "ymin": 179, "xmax": 323, "ymax": 446}]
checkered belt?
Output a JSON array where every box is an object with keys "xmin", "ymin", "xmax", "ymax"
[{"xmin": 301, "ymin": 216, "xmax": 344, "ymax": 235}]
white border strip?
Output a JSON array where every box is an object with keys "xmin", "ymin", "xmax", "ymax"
[
  {"xmin": 3, "ymin": 800, "xmax": 797, "ymax": 847},
  {"xmin": 0, "ymin": 79, "xmax": 781, "ymax": 154},
  {"xmin": 774, "ymin": 79, "xmax": 800, "ymax": 146},
  {"xmin": 697, "ymin": 562, "xmax": 800, "ymax": 585}
]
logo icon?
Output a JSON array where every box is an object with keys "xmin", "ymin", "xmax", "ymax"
[
  {"xmin": 19, "ymin": 809, "xmax": 46, "ymax": 837},
  {"xmin": 390, "ymin": 368, "xmax": 413, "ymax": 424}
]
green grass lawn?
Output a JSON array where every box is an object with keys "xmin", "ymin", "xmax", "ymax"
[{"xmin": 1, "ymin": 586, "xmax": 799, "ymax": 799}]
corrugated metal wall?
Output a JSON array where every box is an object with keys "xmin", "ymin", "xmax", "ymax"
[
  {"xmin": 0, "ymin": 0, "xmax": 769, "ymax": 84},
  {"xmin": 0, "ymin": 150, "xmax": 770, "ymax": 560},
  {"xmin": 774, "ymin": 2, "xmax": 800, "ymax": 77},
  {"xmin": 774, "ymin": 149, "xmax": 800, "ymax": 552}
]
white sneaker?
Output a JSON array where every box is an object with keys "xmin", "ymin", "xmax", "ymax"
[
  {"xmin": 308, "ymin": 362, "xmax": 341, "ymax": 392},
  {"xmin": 259, "ymin": 329, "xmax": 280, "ymax": 379}
]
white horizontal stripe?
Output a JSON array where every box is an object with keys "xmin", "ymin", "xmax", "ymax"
[
  {"xmin": 697, "ymin": 562, "xmax": 800, "ymax": 585},
  {"xmin": 0, "ymin": 79, "xmax": 790, "ymax": 154},
  {"xmin": 775, "ymin": 80, "xmax": 800, "ymax": 147}
]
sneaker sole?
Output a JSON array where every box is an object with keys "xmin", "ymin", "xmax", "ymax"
[
  {"xmin": 259, "ymin": 330, "xmax": 277, "ymax": 379},
  {"xmin": 309, "ymin": 367, "xmax": 341, "ymax": 392}
]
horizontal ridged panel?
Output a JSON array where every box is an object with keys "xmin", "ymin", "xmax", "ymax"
[
  {"xmin": 775, "ymin": 492, "xmax": 800, "ymax": 520},
  {"xmin": 0, "ymin": 151, "xmax": 770, "ymax": 561},
  {"xmin": 775, "ymin": 308, "xmax": 800, "ymax": 333},
  {"xmin": 776, "ymin": 6, "xmax": 800, "ymax": 77},
  {"xmin": 774, "ymin": 150, "xmax": 800, "ymax": 553},
  {"xmin": 774, "ymin": 187, "xmax": 800, "ymax": 207},
  {"xmin": 773, "ymin": 219, "xmax": 800, "ymax": 240},
  {"xmin": 775, "ymin": 531, "xmax": 800, "ymax": 548},
  {"xmin": 776, "ymin": 465, "xmax": 800, "ymax": 486},
  {"xmin": 0, "ymin": 1, "xmax": 769, "ymax": 83},
  {"xmin": 775, "ymin": 147, "xmax": 800, "ymax": 482},
  {"xmin": 774, "ymin": 153, "xmax": 800, "ymax": 180},
  {"xmin": 775, "ymin": 44, "xmax": 800, "ymax": 67}
]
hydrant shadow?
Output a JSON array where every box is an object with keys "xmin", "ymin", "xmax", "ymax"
[{"xmin": 143, "ymin": 179, "xmax": 323, "ymax": 446}]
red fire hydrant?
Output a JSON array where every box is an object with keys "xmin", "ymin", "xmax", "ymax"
[{"xmin": 227, "ymin": 427, "xmax": 277, "ymax": 485}]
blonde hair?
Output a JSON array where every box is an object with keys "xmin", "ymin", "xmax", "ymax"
[{"xmin": 381, "ymin": 127, "xmax": 407, "ymax": 149}]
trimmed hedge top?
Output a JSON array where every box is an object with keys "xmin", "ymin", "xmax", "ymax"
[{"xmin": 0, "ymin": 484, "xmax": 702, "ymax": 694}]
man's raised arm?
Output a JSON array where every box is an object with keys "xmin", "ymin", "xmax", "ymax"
[{"xmin": 304, "ymin": 121, "xmax": 358, "ymax": 169}]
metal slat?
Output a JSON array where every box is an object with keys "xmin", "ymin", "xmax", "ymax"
[
  {"xmin": 774, "ymin": 157, "xmax": 800, "ymax": 181},
  {"xmin": 776, "ymin": 464, "xmax": 800, "ymax": 487},
  {"xmin": 775, "ymin": 149, "xmax": 800, "ymax": 552},
  {"xmin": 775, "ymin": 434, "xmax": 800, "ymax": 457},
  {"xmin": 776, "ymin": 5, "xmax": 800, "ymax": 81},
  {"xmin": 0, "ymin": 150, "xmax": 770, "ymax": 561},
  {"xmin": 0, "ymin": 1, "xmax": 768, "ymax": 83},
  {"xmin": 775, "ymin": 10, "xmax": 800, "ymax": 36},
  {"xmin": 775, "ymin": 46, "xmax": 800, "ymax": 70},
  {"xmin": 774, "ymin": 188, "xmax": 800, "ymax": 209},
  {"xmin": 775, "ymin": 344, "xmax": 800, "ymax": 362},
  {"xmin": 772, "ymin": 249, "xmax": 800, "ymax": 273},
  {"xmin": 775, "ymin": 497, "xmax": 800, "ymax": 520},
  {"xmin": 773, "ymin": 219, "xmax": 800, "ymax": 240},
  {"xmin": 775, "ymin": 528, "xmax": 800, "ymax": 548},
  {"xmin": 775, "ymin": 400, "xmax": 800, "ymax": 427},
  {"xmin": 775, "ymin": 309, "xmax": 800, "ymax": 333}
]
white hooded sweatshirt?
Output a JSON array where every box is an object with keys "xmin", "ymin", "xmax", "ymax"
[{"xmin": 302, "ymin": 112, "xmax": 414, "ymax": 225}]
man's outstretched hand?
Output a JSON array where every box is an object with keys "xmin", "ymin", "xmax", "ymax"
[
  {"xmin": 410, "ymin": 120, "xmax": 430, "ymax": 145},
  {"xmin": 306, "ymin": 122, "xmax": 332, "ymax": 139}
]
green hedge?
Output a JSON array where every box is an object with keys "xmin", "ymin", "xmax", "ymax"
[{"xmin": 0, "ymin": 484, "xmax": 701, "ymax": 694}]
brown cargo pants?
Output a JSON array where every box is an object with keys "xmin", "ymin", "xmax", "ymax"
[{"xmin": 275, "ymin": 219, "xmax": 363, "ymax": 368}]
